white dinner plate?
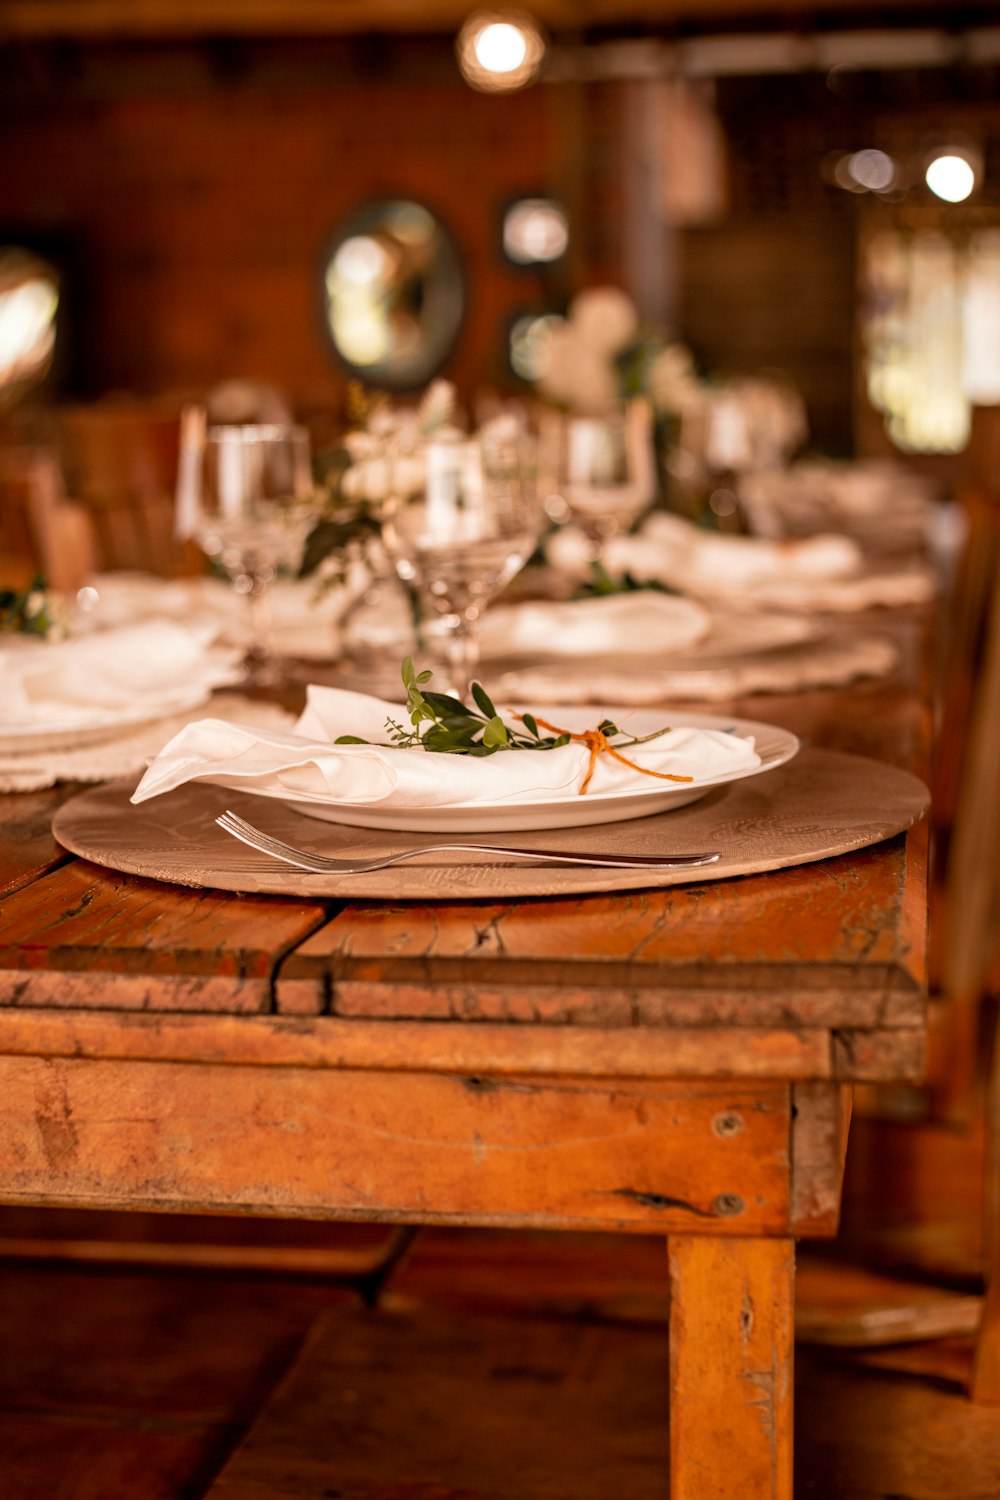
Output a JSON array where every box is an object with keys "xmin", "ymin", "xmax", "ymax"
[
  {"xmin": 0, "ymin": 688, "xmax": 214, "ymax": 756},
  {"xmin": 288, "ymin": 708, "xmax": 800, "ymax": 832}
]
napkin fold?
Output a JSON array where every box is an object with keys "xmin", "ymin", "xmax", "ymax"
[
  {"xmin": 548, "ymin": 513, "xmax": 932, "ymax": 611},
  {"xmin": 79, "ymin": 571, "xmax": 360, "ymax": 660},
  {"xmin": 602, "ymin": 512, "xmax": 863, "ymax": 593},
  {"xmin": 478, "ymin": 592, "xmax": 712, "ymax": 661},
  {"xmin": 131, "ymin": 683, "xmax": 761, "ymax": 809},
  {"xmin": 1, "ymin": 620, "xmax": 242, "ymax": 726}
]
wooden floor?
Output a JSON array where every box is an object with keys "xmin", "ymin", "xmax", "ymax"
[{"xmin": 2, "ymin": 1210, "xmax": 1000, "ymax": 1500}]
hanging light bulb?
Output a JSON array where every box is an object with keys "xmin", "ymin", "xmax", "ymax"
[
  {"xmin": 456, "ymin": 12, "xmax": 547, "ymax": 93},
  {"xmin": 925, "ymin": 151, "xmax": 977, "ymax": 203}
]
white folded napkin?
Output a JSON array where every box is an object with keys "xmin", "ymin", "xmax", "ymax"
[
  {"xmin": 78, "ymin": 571, "xmax": 358, "ymax": 659},
  {"xmin": 602, "ymin": 512, "xmax": 863, "ymax": 593},
  {"xmin": 131, "ymin": 683, "xmax": 761, "ymax": 809},
  {"xmin": 547, "ymin": 514, "xmax": 933, "ymax": 612},
  {"xmin": 1, "ymin": 620, "xmax": 242, "ymax": 726},
  {"xmin": 479, "ymin": 592, "xmax": 712, "ymax": 661}
]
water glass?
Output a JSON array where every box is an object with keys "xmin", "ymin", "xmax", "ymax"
[
  {"xmin": 380, "ymin": 427, "xmax": 540, "ymax": 695},
  {"xmin": 547, "ymin": 401, "xmax": 656, "ymax": 561},
  {"xmin": 184, "ymin": 422, "xmax": 315, "ymax": 686}
]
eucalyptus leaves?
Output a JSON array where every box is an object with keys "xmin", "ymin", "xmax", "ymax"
[{"xmin": 335, "ymin": 657, "xmax": 693, "ymax": 795}]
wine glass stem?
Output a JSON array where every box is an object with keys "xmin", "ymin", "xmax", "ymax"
[
  {"xmin": 436, "ymin": 608, "xmax": 480, "ymax": 694},
  {"xmin": 244, "ymin": 572, "xmax": 274, "ymax": 681}
]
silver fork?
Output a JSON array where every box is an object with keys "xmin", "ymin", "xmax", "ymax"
[{"xmin": 214, "ymin": 809, "xmax": 720, "ymax": 875}]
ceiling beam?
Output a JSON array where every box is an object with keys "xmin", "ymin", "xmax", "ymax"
[{"xmin": 0, "ymin": 0, "xmax": 986, "ymax": 41}]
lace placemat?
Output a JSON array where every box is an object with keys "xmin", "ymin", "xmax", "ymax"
[
  {"xmin": 489, "ymin": 633, "xmax": 898, "ymax": 707},
  {"xmin": 0, "ymin": 694, "xmax": 296, "ymax": 794}
]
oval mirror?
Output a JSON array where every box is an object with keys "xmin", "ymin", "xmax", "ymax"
[{"xmin": 322, "ymin": 199, "xmax": 464, "ymax": 390}]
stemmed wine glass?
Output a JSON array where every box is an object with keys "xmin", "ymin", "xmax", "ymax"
[
  {"xmin": 379, "ymin": 425, "xmax": 540, "ymax": 695},
  {"xmin": 546, "ymin": 399, "xmax": 657, "ymax": 567},
  {"xmin": 180, "ymin": 421, "xmax": 316, "ymax": 687}
]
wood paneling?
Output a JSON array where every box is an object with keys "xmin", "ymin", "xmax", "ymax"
[
  {"xmin": 679, "ymin": 219, "xmax": 855, "ymax": 452},
  {"xmin": 0, "ymin": 67, "xmax": 568, "ymax": 412}
]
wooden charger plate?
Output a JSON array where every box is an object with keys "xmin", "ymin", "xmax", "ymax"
[{"xmin": 53, "ymin": 747, "xmax": 929, "ymax": 901}]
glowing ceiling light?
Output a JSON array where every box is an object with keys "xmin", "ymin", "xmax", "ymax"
[
  {"xmin": 926, "ymin": 153, "xmax": 976, "ymax": 203},
  {"xmin": 456, "ymin": 12, "xmax": 546, "ymax": 93},
  {"xmin": 476, "ymin": 22, "xmax": 526, "ymax": 73}
]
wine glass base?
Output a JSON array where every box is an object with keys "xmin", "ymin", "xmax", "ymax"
[{"xmin": 238, "ymin": 652, "xmax": 286, "ymax": 691}]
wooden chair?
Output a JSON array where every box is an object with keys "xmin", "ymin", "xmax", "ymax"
[
  {"xmin": 798, "ymin": 410, "xmax": 1000, "ymax": 1396},
  {"xmin": 0, "ymin": 444, "xmax": 98, "ymax": 591},
  {"xmin": 54, "ymin": 399, "xmax": 202, "ymax": 578}
]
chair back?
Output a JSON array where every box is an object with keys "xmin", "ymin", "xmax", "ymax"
[
  {"xmin": 931, "ymin": 409, "xmax": 1000, "ymax": 1123},
  {"xmin": 55, "ymin": 400, "xmax": 201, "ymax": 577},
  {"xmin": 0, "ymin": 445, "xmax": 98, "ymax": 591}
]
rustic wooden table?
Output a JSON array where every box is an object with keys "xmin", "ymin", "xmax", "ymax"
[{"xmin": 0, "ymin": 620, "xmax": 931, "ymax": 1500}]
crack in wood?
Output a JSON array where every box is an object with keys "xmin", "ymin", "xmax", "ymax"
[{"xmin": 609, "ymin": 1187, "xmax": 712, "ymax": 1216}]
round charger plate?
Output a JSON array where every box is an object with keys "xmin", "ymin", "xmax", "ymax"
[
  {"xmin": 53, "ymin": 747, "xmax": 930, "ymax": 902},
  {"xmin": 281, "ymin": 709, "xmax": 800, "ymax": 834}
]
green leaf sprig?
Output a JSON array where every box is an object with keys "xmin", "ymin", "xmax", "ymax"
[
  {"xmin": 335, "ymin": 657, "xmax": 571, "ymax": 758},
  {"xmin": 574, "ymin": 559, "xmax": 680, "ymax": 599},
  {"xmin": 335, "ymin": 658, "xmax": 693, "ymax": 795},
  {"xmin": 0, "ymin": 577, "xmax": 69, "ymax": 640}
]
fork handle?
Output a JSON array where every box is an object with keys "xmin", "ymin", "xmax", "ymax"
[{"xmin": 399, "ymin": 844, "xmax": 720, "ymax": 869}]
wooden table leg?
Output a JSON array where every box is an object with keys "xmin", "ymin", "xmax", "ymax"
[{"xmin": 668, "ymin": 1235, "xmax": 794, "ymax": 1500}]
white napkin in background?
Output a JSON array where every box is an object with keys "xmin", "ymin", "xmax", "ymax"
[
  {"xmin": 604, "ymin": 512, "xmax": 863, "ymax": 591},
  {"xmin": 131, "ymin": 683, "xmax": 761, "ymax": 809},
  {"xmin": 78, "ymin": 571, "xmax": 359, "ymax": 659},
  {"xmin": 479, "ymin": 592, "xmax": 712, "ymax": 661},
  {"xmin": 548, "ymin": 513, "xmax": 931, "ymax": 611},
  {"xmin": 1, "ymin": 620, "xmax": 243, "ymax": 726}
]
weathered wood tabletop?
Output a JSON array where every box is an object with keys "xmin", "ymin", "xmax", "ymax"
[{"xmin": 0, "ymin": 617, "xmax": 931, "ymax": 1500}]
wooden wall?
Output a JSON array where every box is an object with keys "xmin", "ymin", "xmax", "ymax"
[
  {"xmin": 2, "ymin": 38, "xmax": 998, "ymax": 454},
  {"xmin": 0, "ymin": 41, "xmax": 607, "ymax": 424}
]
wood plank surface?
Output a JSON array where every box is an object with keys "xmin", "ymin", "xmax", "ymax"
[
  {"xmin": 278, "ymin": 831, "xmax": 927, "ymax": 1024},
  {"xmin": 0, "ymin": 1055, "xmax": 791, "ymax": 1231},
  {"xmin": 206, "ymin": 1301, "xmax": 669, "ymax": 1500},
  {"xmin": 7, "ymin": 1229, "xmax": 1000, "ymax": 1500},
  {"xmin": 0, "ymin": 784, "xmax": 73, "ymax": 895},
  {"xmin": 669, "ymin": 1235, "xmax": 794, "ymax": 1500},
  {"xmin": 0, "ymin": 1006, "xmax": 863, "ymax": 1079},
  {"xmin": 0, "ymin": 860, "xmax": 332, "ymax": 1013}
]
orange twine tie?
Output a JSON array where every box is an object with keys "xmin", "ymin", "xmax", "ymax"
[{"xmin": 515, "ymin": 715, "xmax": 695, "ymax": 796}]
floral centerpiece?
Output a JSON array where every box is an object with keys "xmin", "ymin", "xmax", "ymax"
[
  {"xmin": 532, "ymin": 284, "xmax": 703, "ymax": 428},
  {"xmin": 530, "ymin": 286, "xmax": 808, "ymax": 537},
  {"xmin": 298, "ymin": 381, "xmax": 462, "ymax": 676},
  {"xmin": 300, "ymin": 378, "xmax": 460, "ymax": 586}
]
